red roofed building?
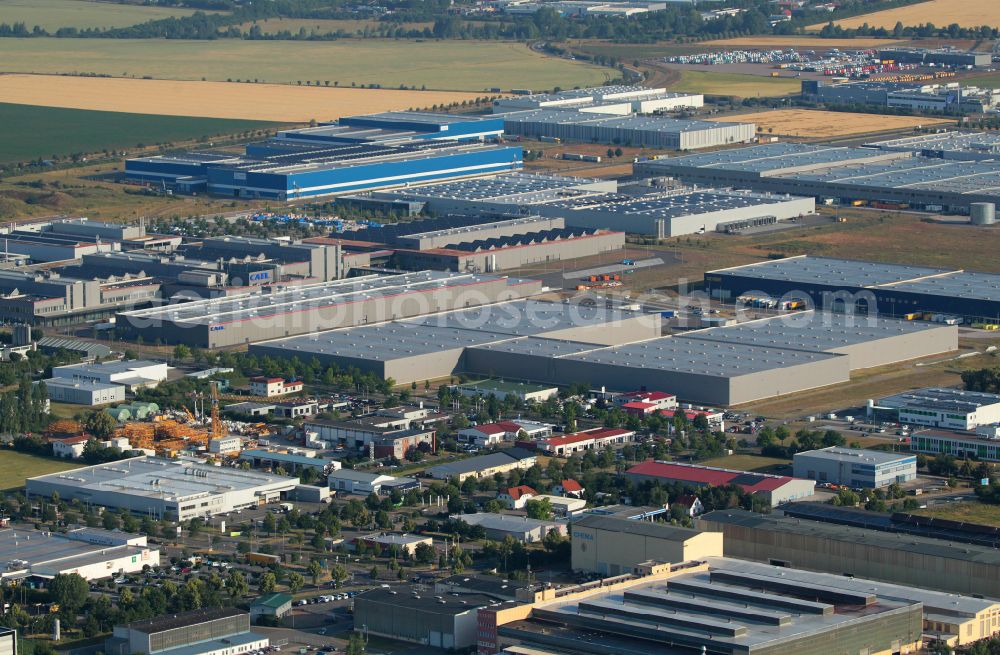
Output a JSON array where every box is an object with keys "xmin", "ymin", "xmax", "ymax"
[
  {"xmin": 554, "ymin": 479, "xmax": 584, "ymax": 498},
  {"xmin": 498, "ymin": 485, "xmax": 538, "ymax": 509},
  {"xmin": 625, "ymin": 460, "xmax": 814, "ymax": 507},
  {"xmin": 458, "ymin": 420, "xmax": 553, "ymax": 447},
  {"xmin": 616, "ymin": 391, "xmax": 677, "ymax": 411},
  {"xmin": 538, "ymin": 428, "xmax": 635, "ymax": 457},
  {"xmin": 622, "ymin": 401, "xmax": 658, "ymax": 417},
  {"xmin": 659, "ymin": 408, "xmax": 725, "ymax": 429},
  {"xmin": 250, "ymin": 377, "xmax": 303, "ymax": 398}
]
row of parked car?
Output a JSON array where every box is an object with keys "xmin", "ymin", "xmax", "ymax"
[{"xmin": 295, "ymin": 592, "xmax": 357, "ymax": 606}]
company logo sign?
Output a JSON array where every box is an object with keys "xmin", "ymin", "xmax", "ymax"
[
  {"xmin": 249, "ymin": 271, "xmax": 271, "ymax": 282},
  {"xmin": 210, "ymin": 325, "xmax": 225, "ymax": 331},
  {"xmin": 572, "ymin": 531, "xmax": 594, "ymax": 541}
]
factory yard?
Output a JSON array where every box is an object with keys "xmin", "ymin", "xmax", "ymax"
[
  {"xmin": 0, "ymin": 39, "xmax": 610, "ymax": 92},
  {"xmin": 0, "ymin": 75, "xmax": 481, "ymax": 122},
  {"xmin": 668, "ymin": 70, "xmax": 801, "ymax": 97},
  {"xmin": 809, "ymin": 0, "xmax": 1000, "ymax": 30},
  {"xmin": 704, "ymin": 36, "xmax": 905, "ymax": 48},
  {"xmin": 0, "ymin": 449, "xmax": 82, "ymax": 491},
  {"xmin": 715, "ymin": 109, "xmax": 953, "ymax": 139}
]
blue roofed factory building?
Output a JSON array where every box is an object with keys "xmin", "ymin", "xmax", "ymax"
[{"xmin": 125, "ymin": 112, "xmax": 517, "ymax": 200}]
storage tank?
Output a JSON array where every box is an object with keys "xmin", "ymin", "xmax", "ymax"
[{"xmin": 970, "ymin": 202, "xmax": 996, "ymax": 225}]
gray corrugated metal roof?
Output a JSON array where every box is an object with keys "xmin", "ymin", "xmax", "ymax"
[
  {"xmin": 699, "ymin": 509, "xmax": 1000, "ymax": 565},
  {"xmin": 572, "ymin": 514, "xmax": 703, "ymax": 542}
]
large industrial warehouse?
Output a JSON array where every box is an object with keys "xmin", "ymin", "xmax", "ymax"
[
  {"xmin": 705, "ymin": 255, "xmax": 1000, "ymax": 322},
  {"xmin": 867, "ymin": 130, "xmax": 1000, "ymax": 161},
  {"xmin": 249, "ymin": 299, "xmax": 661, "ymax": 383},
  {"xmin": 26, "ymin": 456, "xmax": 297, "ymax": 520},
  {"xmin": 492, "ymin": 85, "xmax": 704, "ymax": 114},
  {"xmin": 0, "ymin": 526, "xmax": 160, "ymax": 581},
  {"xmin": 498, "ymin": 108, "xmax": 756, "ymax": 150},
  {"xmin": 126, "ymin": 112, "xmax": 519, "ymax": 199},
  {"xmin": 698, "ymin": 509, "xmax": 1000, "ymax": 599},
  {"xmin": 252, "ymin": 307, "xmax": 955, "ymax": 405},
  {"xmin": 116, "ymin": 270, "xmax": 543, "ymax": 348},
  {"xmin": 366, "ymin": 173, "xmax": 813, "ymax": 237},
  {"xmin": 495, "ymin": 557, "xmax": 925, "ymax": 655},
  {"xmin": 635, "ymin": 142, "xmax": 1000, "ymax": 210},
  {"xmin": 307, "ymin": 211, "xmax": 626, "ymax": 272}
]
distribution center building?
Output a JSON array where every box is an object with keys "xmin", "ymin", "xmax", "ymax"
[
  {"xmin": 116, "ymin": 270, "xmax": 543, "ymax": 348},
  {"xmin": 369, "ymin": 173, "xmax": 814, "ymax": 237},
  {"xmin": 126, "ymin": 112, "xmax": 519, "ymax": 199},
  {"xmin": 697, "ymin": 509, "xmax": 1000, "ymax": 599},
  {"xmin": 792, "ymin": 447, "xmax": 917, "ymax": 488},
  {"xmin": 498, "ymin": 108, "xmax": 755, "ymax": 149},
  {"xmin": 635, "ymin": 142, "xmax": 1000, "ymax": 210},
  {"xmin": 704, "ymin": 255, "xmax": 1000, "ymax": 323},
  {"xmin": 26, "ymin": 456, "xmax": 297, "ymax": 520},
  {"xmin": 253, "ymin": 303, "xmax": 954, "ymax": 405}
]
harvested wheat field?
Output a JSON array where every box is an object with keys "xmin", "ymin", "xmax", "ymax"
[
  {"xmin": 0, "ymin": 74, "xmax": 481, "ymax": 122},
  {"xmin": 809, "ymin": 0, "xmax": 1000, "ymax": 30},
  {"xmin": 715, "ymin": 109, "xmax": 953, "ymax": 138},
  {"xmin": 705, "ymin": 36, "xmax": 903, "ymax": 48}
]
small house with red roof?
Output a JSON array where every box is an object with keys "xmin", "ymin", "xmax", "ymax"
[
  {"xmin": 626, "ymin": 460, "xmax": 814, "ymax": 507},
  {"xmin": 616, "ymin": 391, "xmax": 677, "ymax": 411},
  {"xmin": 553, "ymin": 479, "xmax": 584, "ymax": 498},
  {"xmin": 498, "ymin": 485, "xmax": 538, "ymax": 509}
]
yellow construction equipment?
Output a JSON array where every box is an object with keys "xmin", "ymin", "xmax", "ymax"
[{"xmin": 211, "ymin": 384, "xmax": 224, "ymax": 441}]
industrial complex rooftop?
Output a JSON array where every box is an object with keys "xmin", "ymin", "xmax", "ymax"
[
  {"xmin": 867, "ymin": 130, "xmax": 1000, "ymax": 160},
  {"xmin": 699, "ymin": 509, "xmax": 1000, "ymax": 566},
  {"xmin": 0, "ymin": 526, "xmax": 153, "ymax": 581},
  {"xmin": 708, "ymin": 255, "xmax": 946, "ymax": 287},
  {"xmin": 705, "ymin": 256, "xmax": 1000, "ymax": 320},
  {"xmin": 502, "ymin": 557, "xmax": 923, "ymax": 655},
  {"xmin": 378, "ymin": 172, "xmax": 614, "ymax": 204},
  {"xmin": 645, "ymin": 142, "xmax": 901, "ymax": 174},
  {"xmin": 680, "ymin": 310, "xmax": 944, "ymax": 352},
  {"xmin": 27, "ymin": 456, "xmax": 295, "ymax": 503},
  {"xmin": 874, "ymin": 387, "xmax": 1000, "ymax": 413},
  {"xmin": 793, "ymin": 446, "xmax": 914, "ymax": 466},
  {"xmin": 564, "ymin": 336, "xmax": 840, "ymax": 376},
  {"xmin": 636, "ymin": 143, "xmax": 1000, "ymax": 207},
  {"xmin": 117, "ymin": 271, "xmax": 525, "ymax": 327}
]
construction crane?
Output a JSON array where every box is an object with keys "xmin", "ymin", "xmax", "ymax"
[{"xmin": 211, "ymin": 384, "xmax": 224, "ymax": 441}]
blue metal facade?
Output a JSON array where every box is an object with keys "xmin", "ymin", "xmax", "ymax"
[
  {"xmin": 705, "ymin": 272, "xmax": 1000, "ymax": 322},
  {"xmin": 207, "ymin": 147, "xmax": 523, "ymax": 200},
  {"xmin": 124, "ymin": 158, "xmax": 209, "ymax": 182},
  {"xmin": 337, "ymin": 114, "xmax": 504, "ymax": 140}
]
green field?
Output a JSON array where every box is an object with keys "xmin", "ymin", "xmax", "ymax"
[
  {"xmin": 669, "ymin": 70, "xmax": 801, "ymax": 97},
  {"xmin": 0, "ymin": 102, "xmax": 277, "ymax": 164},
  {"xmin": 0, "ymin": 449, "xmax": 82, "ymax": 491},
  {"xmin": 697, "ymin": 454, "xmax": 792, "ymax": 473},
  {"xmin": 911, "ymin": 501, "xmax": 1000, "ymax": 528},
  {"xmin": 0, "ymin": 39, "xmax": 611, "ymax": 91},
  {"xmin": 0, "ymin": 0, "xmax": 215, "ymax": 31}
]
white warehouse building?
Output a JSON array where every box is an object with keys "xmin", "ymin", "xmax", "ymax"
[
  {"xmin": 793, "ymin": 447, "xmax": 917, "ymax": 489},
  {"xmin": 26, "ymin": 457, "xmax": 297, "ymax": 520},
  {"xmin": 0, "ymin": 526, "xmax": 160, "ymax": 581},
  {"xmin": 40, "ymin": 378, "xmax": 126, "ymax": 405},
  {"xmin": 869, "ymin": 387, "xmax": 1000, "ymax": 431}
]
